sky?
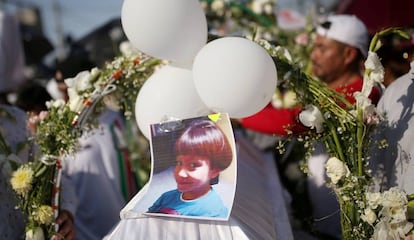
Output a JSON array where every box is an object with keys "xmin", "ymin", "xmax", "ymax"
[
  {"xmin": 10, "ymin": 0, "xmax": 338, "ymax": 47},
  {"xmin": 2, "ymin": 0, "xmax": 339, "ymax": 50},
  {"xmin": 8, "ymin": 0, "xmax": 124, "ymax": 47}
]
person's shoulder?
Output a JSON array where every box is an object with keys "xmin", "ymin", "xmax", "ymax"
[
  {"xmin": 381, "ymin": 68, "xmax": 414, "ymax": 101},
  {"xmin": 206, "ymin": 188, "xmax": 224, "ymax": 203},
  {"xmin": 386, "ymin": 71, "xmax": 413, "ymax": 93},
  {"xmin": 161, "ymin": 189, "xmax": 180, "ymax": 198},
  {"xmin": 0, "ymin": 104, "xmax": 27, "ymax": 125},
  {"xmin": 0, "ymin": 104, "xmax": 26, "ymax": 118},
  {"xmin": 378, "ymin": 66, "xmax": 414, "ymax": 110}
]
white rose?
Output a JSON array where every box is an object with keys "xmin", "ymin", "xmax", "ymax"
[
  {"xmin": 67, "ymin": 93, "xmax": 84, "ymax": 113},
  {"xmin": 361, "ymin": 208, "xmax": 377, "ymax": 225},
  {"xmin": 25, "ymin": 227, "xmax": 44, "ymax": 240},
  {"xmin": 366, "ymin": 192, "xmax": 382, "ymax": 209},
  {"xmin": 325, "ymin": 157, "xmax": 350, "ymax": 184},
  {"xmin": 299, "ymin": 105, "xmax": 324, "ymax": 133},
  {"xmin": 64, "ymin": 70, "xmax": 93, "ymax": 96}
]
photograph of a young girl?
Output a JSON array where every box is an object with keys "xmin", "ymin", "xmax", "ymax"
[{"xmin": 132, "ymin": 113, "xmax": 236, "ymax": 221}]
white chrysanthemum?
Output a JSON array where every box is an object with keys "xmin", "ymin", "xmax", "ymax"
[
  {"xmin": 389, "ymin": 206, "xmax": 407, "ymax": 223},
  {"xmin": 25, "ymin": 227, "xmax": 44, "ymax": 240},
  {"xmin": 33, "ymin": 205, "xmax": 54, "ymax": 225},
  {"xmin": 325, "ymin": 157, "xmax": 350, "ymax": 184},
  {"xmin": 361, "ymin": 208, "xmax": 377, "ymax": 225},
  {"xmin": 381, "ymin": 187, "xmax": 407, "ymax": 208},
  {"xmin": 10, "ymin": 165, "xmax": 34, "ymax": 196},
  {"xmin": 299, "ymin": 105, "xmax": 324, "ymax": 133}
]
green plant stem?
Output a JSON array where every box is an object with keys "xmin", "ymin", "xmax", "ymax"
[
  {"xmin": 325, "ymin": 120, "xmax": 345, "ymax": 161},
  {"xmin": 356, "ymin": 108, "xmax": 364, "ymax": 176}
]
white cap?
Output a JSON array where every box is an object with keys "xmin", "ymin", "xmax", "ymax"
[{"xmin": 316, "ymin": 14, "xmax": 368, "ymax": 58}]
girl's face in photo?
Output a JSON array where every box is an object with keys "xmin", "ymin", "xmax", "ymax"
[{"xmin": 174, "ymin": 155, "xmax": 220, "ymax": 200}]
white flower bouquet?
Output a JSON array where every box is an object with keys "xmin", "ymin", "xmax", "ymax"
[
  {"xmin": 260, "ymin": 28, "xmax": 414, "ymax": 239},
  {"xmin": 9, "ymin": 46, "xmax": 161, "ymax": 239}
]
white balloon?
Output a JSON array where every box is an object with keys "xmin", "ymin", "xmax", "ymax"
[
  {"xmin": 192, "ymin": 37, "xmax": 278, "ymax": 118},
  {"xmin": 121, "ymin": 0, "xmax": 207, "ymax": 64},
  {"xmin": 135, "ymin": 64, "xmax": 210, "ymax": 139}
]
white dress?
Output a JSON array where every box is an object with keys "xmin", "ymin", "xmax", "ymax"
[{"xmin": 104, "ymin": 131, "xmax": 293, "ymax": 240}]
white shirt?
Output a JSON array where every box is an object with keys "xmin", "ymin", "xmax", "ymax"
[
  {"xmin": 61, "ymin": 110, "xmax": 131, "ymax": 240},
  {"xmin": 371, "ymin": 61, "xmax": 414, "ymax": 194}
]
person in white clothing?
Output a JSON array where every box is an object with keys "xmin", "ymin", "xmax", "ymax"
[
  {"xmin": 370, "ymin": 60, "xmax": 414, "ymax": 194},
  {"xmin": 61, "ymin": 109, "xmax": 137, "ymax": 240},
  {"xmin": 53, "ymin": 58, "xmax": 138, "ymax": 240}
]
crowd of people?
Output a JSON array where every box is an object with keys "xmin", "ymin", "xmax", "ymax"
[{"xmin": 0, "ymin": 4, "xmax": 414, "ymax": 240}]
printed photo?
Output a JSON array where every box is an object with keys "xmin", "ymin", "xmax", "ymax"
[{"xmin": 131, "ymin": 113, "xmax": 237, "ymax": 221}]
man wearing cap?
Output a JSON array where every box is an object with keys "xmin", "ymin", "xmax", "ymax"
[{"xmin": 239, "ymin": 14, "xmax": 381, "ymax": 239}]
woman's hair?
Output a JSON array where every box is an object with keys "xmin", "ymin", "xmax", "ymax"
[{"xmin": 175, "ymin": 119, "xmax": 233, "ymax": 171}]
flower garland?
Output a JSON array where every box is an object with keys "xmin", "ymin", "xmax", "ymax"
[
  {"xmin": 260, "ymin": 28, "xmax": 414, "ymax": 239},
  {"xmin": 201, "ymin": 0, "xmax": 276, "ymax": 37},
  {"xmin": 6, "ymin": 3, "xmax": 316, "ymax": 237},
  {"xmin": 9, "ymin": 45, "xmax": 162, "ymax": 238}
]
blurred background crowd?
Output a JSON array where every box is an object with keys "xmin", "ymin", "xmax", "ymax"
[
  {"xmin": 1, "ymin": 0, "xmax": 414, "ymax": 239},
  {"xmin": 0, "ymin": 0, "xmax": 413, "ymax": 105}
]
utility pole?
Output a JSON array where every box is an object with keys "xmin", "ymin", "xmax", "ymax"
[{"xmin": 52, "ymin": 0, "xmax": 65, "ymax": 61}]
